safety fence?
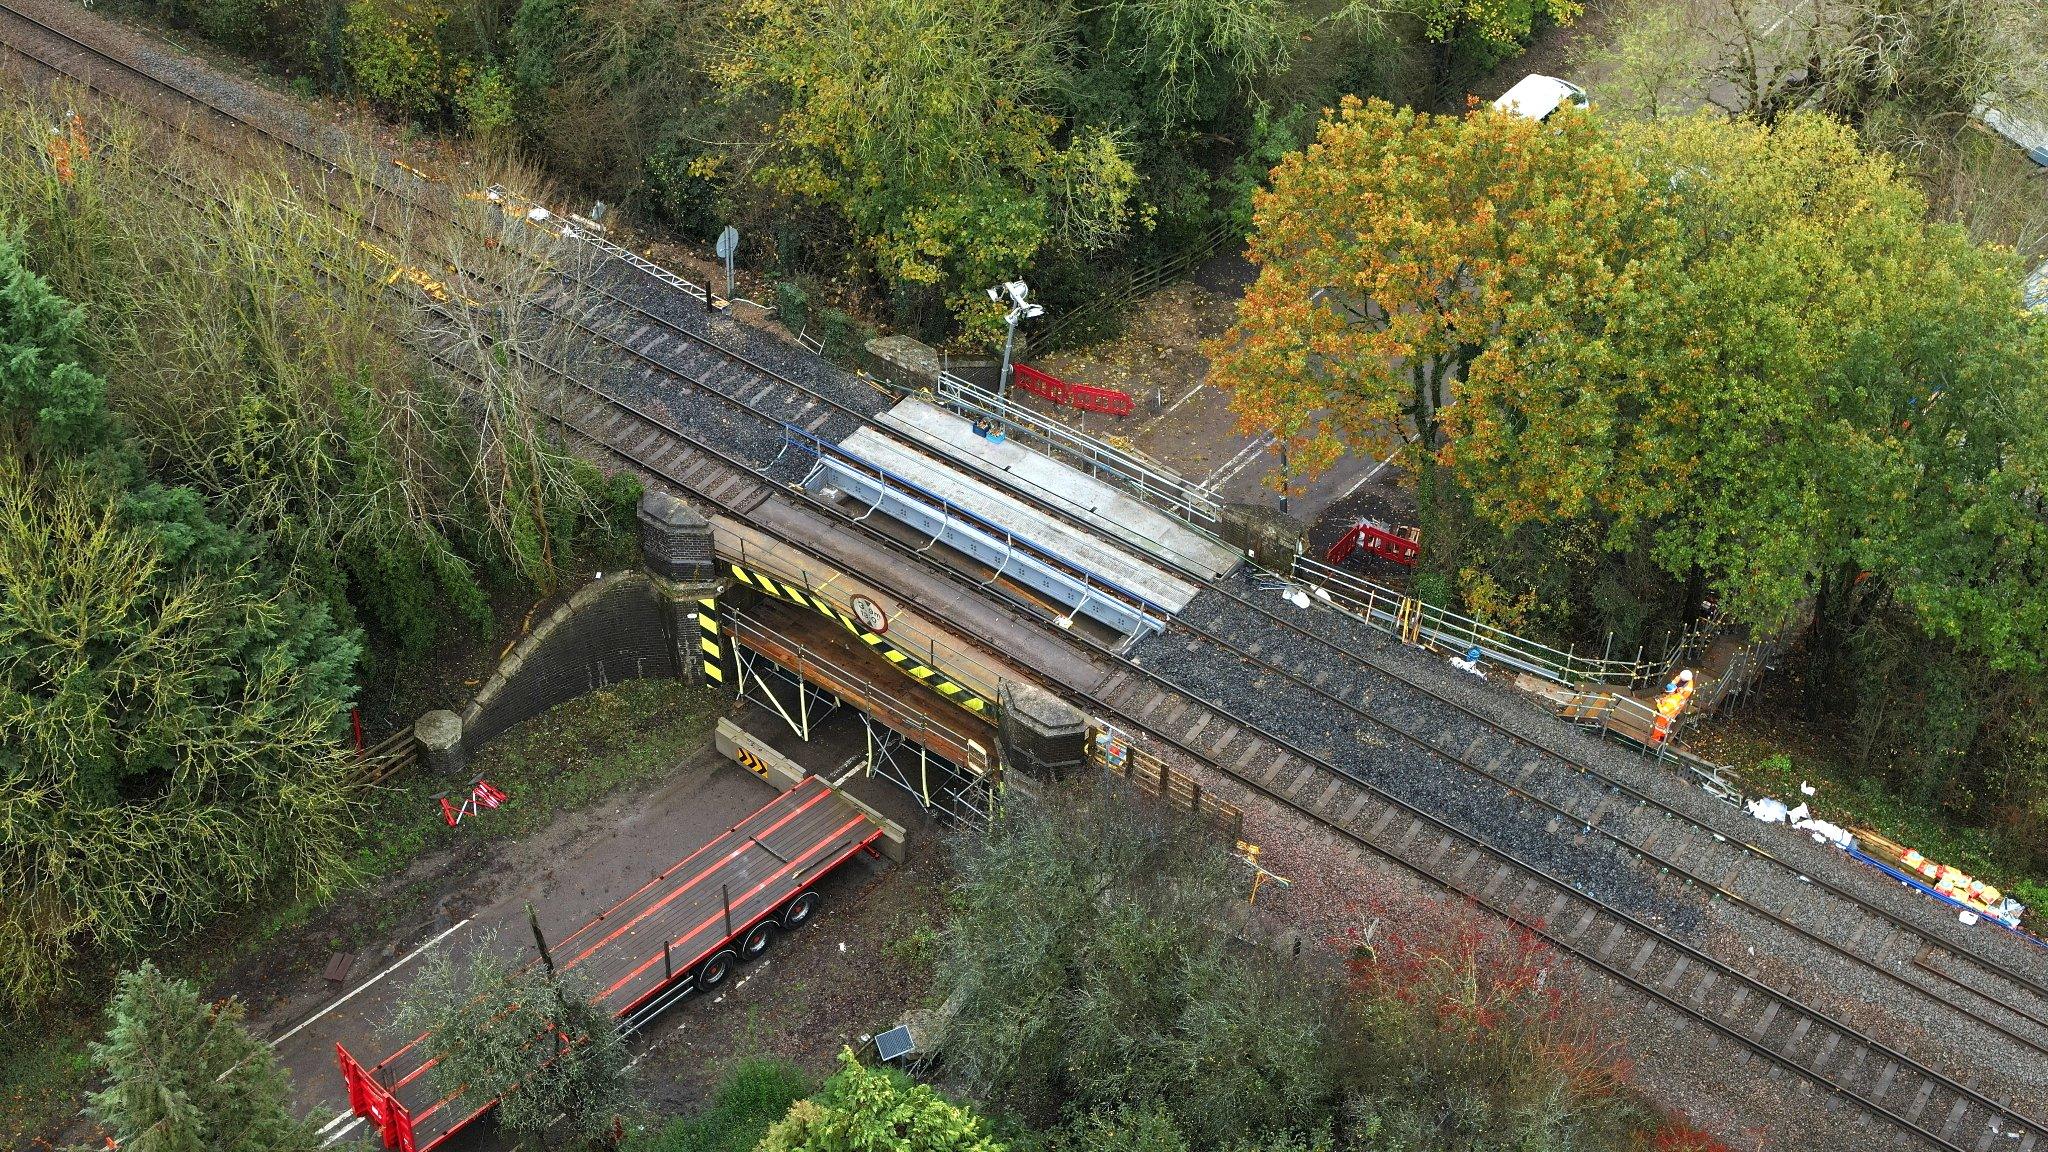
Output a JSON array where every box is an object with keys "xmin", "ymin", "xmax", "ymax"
[
  {"xmin": 1012, "ymin": 363, "xmax": 1135, "ymax": 417},
  {"xmin": 1288, "ymin": 554, "xmax": 1679, "ymax": 689},
  {"xmin": 1091, "ymin": 729, "xmax": 1246, "ymax": 843}
]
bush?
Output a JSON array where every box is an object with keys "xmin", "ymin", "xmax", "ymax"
[
  {"xmin": 933, "ymin": 780, "xmax": 1338, "ymax": 1139},
  {"xmin": 757, "ymin": 1049, "xmax": 1003, "ymax": 1152},
  {"xmin": 343, "ymin": 0, "xmax": 454, "ymax": 120},
  {"xmin": 1344, "ymin": 902, "xmax": 1644, "ymax": 1148},
  {"xmin": 630, "ymin": 1058, "xmax": 812, "ymax": 1152}
]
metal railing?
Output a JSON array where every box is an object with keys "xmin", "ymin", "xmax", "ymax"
[
  {"xmin": 1556, "ymin": 689, "xmax": 1744, "ymax": 803},
  {"xmin": 925, "ymin": 372, "xmax": 1226, "ymax": 526},
  {"xmin": 1289, "ymin": 554, "xmax": 1673, "ymax": 688}
]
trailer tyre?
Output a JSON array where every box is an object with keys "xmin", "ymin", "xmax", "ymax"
[
  {"xmin": 698, "ymin": 949, "xmax": 738, "ymax": 990},
  {"xmin": 741, "ymin": 920, "xmax": 775, "ymax": 959},
  {"xmin": 782, "ymin": 890, "xmax": 821, "ymax": 930}
]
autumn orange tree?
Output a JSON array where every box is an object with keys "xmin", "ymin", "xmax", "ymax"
[
  {"xmin": 1211, "ymin": 103, "xmax": 2044, "ymax": 640},
  {"xmin": 1205, "ymin": 96, "xmax": 1686, "ymax": 531},
  {"xmin": 1212, "ymin": 102, "xmax": 2048, "ymax": 861}
]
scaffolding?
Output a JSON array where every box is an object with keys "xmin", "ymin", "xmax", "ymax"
[{"xmin": 729, "ymin": 611, "xmax": 998, "ymax": 825}]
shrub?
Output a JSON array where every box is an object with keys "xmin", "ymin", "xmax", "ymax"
[
  {"xmin": 457, "ymin": 65, "xmax": 517, "ymax": 134},
  {"xmin": 344, "ymin": 0, "xmax": 453, "ymax": 120},
  {"xmin": 630, "ymin": 1058, "xmax": 812, "ymax": 1152},
  {"xmin": 1345, "ymin": 901, "xmax": 1644, "ymax": 1148},
  {"xmin": 757, "ymin": 1048, "xmax": 1002, "ymax": 1152}
]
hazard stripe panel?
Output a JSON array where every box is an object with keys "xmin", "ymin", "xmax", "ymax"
[
  {"xmin": 726, "ymin": 563, "xmax": 990, "ymax": 715},
  {"xmin": 698, "ymin": 596, "xmax": 724, "ymax": 684}
]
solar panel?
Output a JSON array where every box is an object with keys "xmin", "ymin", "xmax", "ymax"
[{"xmin": 874, "ymin": 1024, "xmax": 916, "ymax": 1063}]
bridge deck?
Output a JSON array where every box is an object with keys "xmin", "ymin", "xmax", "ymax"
[
  {"xmin": 876, "ymin": 397, "xmax": 1242, "ymax": 582},
  {"xmin": 832, "ymin": 423, "xmax": 1201, "ymax": 615}
]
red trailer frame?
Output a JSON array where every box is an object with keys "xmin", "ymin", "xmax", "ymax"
[{"xmin": 334, "ymin": 776, "xmax": 883, "ymax": 1151}]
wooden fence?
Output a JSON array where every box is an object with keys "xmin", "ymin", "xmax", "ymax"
[
  {"xmin": 355, "ymin": 727, "xmax": 419, "ymax": 786},
  {"xmin": 1092, "ymin": 731, "xmax": 1245, "ymax": 843}
]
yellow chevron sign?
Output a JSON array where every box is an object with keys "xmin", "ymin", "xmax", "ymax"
[
  {"xmin": 725, "ymin": 564, "xmax": 990, "ymax": 717},
  {"xmin": 734, "ymin": 743, "xmax": 771, "ymax": 781}
]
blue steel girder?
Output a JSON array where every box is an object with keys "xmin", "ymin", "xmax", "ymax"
[{"xmin": 785, "ymin": 426, "xmax": 1169, "ymax": 639}]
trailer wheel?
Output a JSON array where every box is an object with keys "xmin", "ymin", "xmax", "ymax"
[
  {"xmin": 782, "ymin": 890, "xmax": 821, "ymax": 930},
  {"xmin": 698, "ymin": 949, "xmax": 738, "ymax": 990},
  {"xmin": 741, "ymin": 920, "xmax": 775, "ymax": 959}
]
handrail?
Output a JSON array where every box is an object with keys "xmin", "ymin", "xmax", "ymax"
[
  {"xmin": 782, "ymin": 423, "xmax": 1173, "ymax": 630},
  {"xmin": 926, "ymin": 372, "xmax": 1225, "ymax": 525},
  {"xmin": 1289, "ymin": 554, "xmax": 1668, "ymax": 688}
]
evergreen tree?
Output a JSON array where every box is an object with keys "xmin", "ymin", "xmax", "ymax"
[
  {"xmin": 79, "ymin": 962, "xmax": 320, "ymax": 1152},
  {"xmin": 0, "ymin": 232, "xmax": 363, "ymax": 1009}
]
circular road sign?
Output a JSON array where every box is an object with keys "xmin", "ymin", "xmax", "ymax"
[{"xmin": 851, "ymin": 594, "xmax": 889, "ymax": 635}]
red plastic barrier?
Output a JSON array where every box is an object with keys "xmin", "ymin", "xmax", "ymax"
[
  {"xmin": 1013, "ymin": 363, "xmax": 1134, "ymax": 417},
  {"xmin": 1326, "ymin": 520, "xmax": 1420, "ymax": 567}
]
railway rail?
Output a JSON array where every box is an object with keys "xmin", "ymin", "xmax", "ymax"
[
  {"xmin": 1173, "ymin": 580, "xmax": 2048, "ymax": 1023},
  {"xmin": 4, "ymin": 14, "xmax": 2042, "ymax": 1149}
]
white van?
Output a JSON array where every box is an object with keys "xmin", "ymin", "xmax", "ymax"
[{"xmin": 1493, "ymin": 75, "xmax": 1590, "ymax": 121}]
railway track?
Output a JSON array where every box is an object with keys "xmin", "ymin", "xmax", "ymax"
[
  {"xmin": 1165, "ymin": 580, "xmax": 2048, "ymax": 1031},
  {"xmin": 4, "ymin": 13, "xmax": 2042, "ymax": 1148}
]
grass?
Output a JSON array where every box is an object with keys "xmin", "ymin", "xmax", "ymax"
[
  {"xmin": 0, "ymin": 677, "xmax": 730, "ymax": 1148},
  {"xmin": 626, "ymin": 1057, "xmax": 814, "ymax": 1152}
]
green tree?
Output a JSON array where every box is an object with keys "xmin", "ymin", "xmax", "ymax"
[
  {"xmin": 934, "ymin": 780, "xmax": 1337, "ymax": 1139},
  {"xmin": 0, "ymin": 95, "xmax": 626, "ymax": 659},
  {"xmin": 714, "ymin": 0, "xmax": 1137, "ymax": 328},
  {"xmin": 0, "ymin": 234, "xmax": 111, "ymax": 455},
  {"xmin": 390, "ymin": 931, "xmax": 635, "ymax": 1145},
  {"xmin": 79, "ymin": 962, "xmax": 320, "ymax": 1152},
  {"xmin": 756, "ymin": 1049, "xmax": 1003, "ymax": 1152},
  {"xmin": 1406, "ymin": 0, "xmax": 1581, "ymax": 74},
  {"xmin": 0, "ymin": 232, "xmax": 362, "ymax": 1008}
]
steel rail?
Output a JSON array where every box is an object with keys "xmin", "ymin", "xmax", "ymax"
[
  {"xmin": 1135, "ymin": 600, "xmax": 2048, "ymax": 1058},
  {"xmin": 1191, "ymin": 577, "xmax": 2048, "ymax": 1002},
  {"xmin": 6, "ymin": 16, "xmax": 2039, "ymax": 1147}
]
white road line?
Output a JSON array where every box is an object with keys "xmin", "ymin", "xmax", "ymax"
[
  {"xmin": 270, "ymin": 917, "xmax": 474, "ymax": 1049},
  {"xmin": 1204, "ymin": 428, "xmax": 1269, "ymax": 485},
  {"xmin": 320, "ymin": 1116, "xmax": 365, "ymax": 1146},
  {"xmin": 1338, "ymin": 457, "xmax": 1392, "ymax": 501},
  {"xmin": 316, "ymin": 1108, "xmax": 360, "ymax": 1137},
  {"xmin": 1200, "ymin": 434, "xmax": 1272, "ymax": 489},
  {"xmin": 1159, "ymin": 381, "xmax": 1207, "ymax": 419}
]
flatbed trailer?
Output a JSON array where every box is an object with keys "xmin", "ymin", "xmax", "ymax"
[{"xmin": 335, "ymin": 776, "xmax": 884, "ymax": 1152}]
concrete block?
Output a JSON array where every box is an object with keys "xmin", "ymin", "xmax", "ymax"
[{"xmin": 416, "ymin": 709, "xmax": 466, "ymax": 777}]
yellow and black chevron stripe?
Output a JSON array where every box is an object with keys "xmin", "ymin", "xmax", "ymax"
[
  {"xmin": 698, "ymin": 596, "xmax": 724, "ymax": 684},
  {"xmin": 734, "ymin": 744, "xmax": 771, "ymax": 781},
  {"xmin": 725, "ymin": 564, "xmax": 991, "ymax": 717}
]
